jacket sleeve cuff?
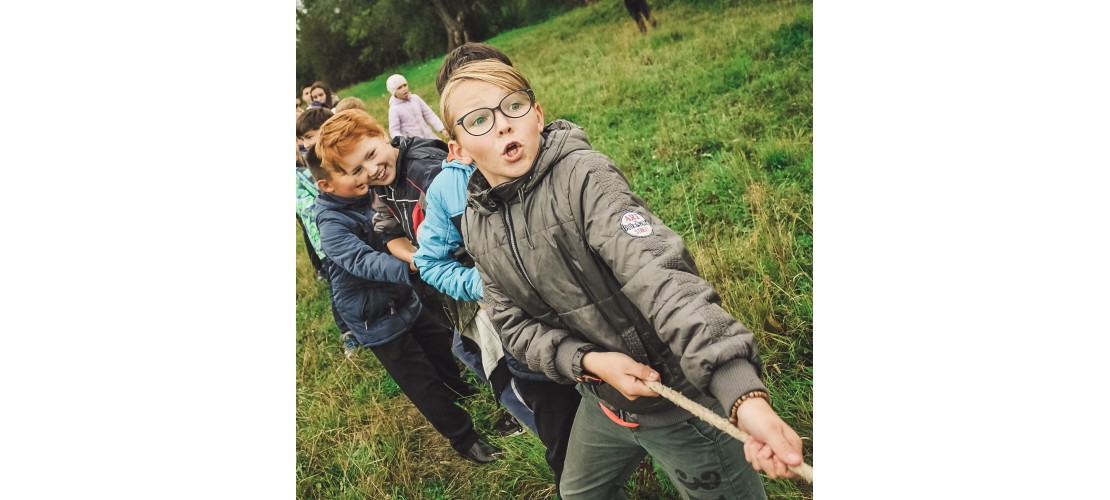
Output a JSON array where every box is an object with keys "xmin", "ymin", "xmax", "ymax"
[
  {"xmin": 554, "ymin": 337, "xmax": 597, "ymax": 382},
  {"xmin": 708, "ymin": 358, "xmax": 767, "ymax": 414}
]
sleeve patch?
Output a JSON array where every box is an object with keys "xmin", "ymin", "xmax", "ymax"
[{"xmin": 620, "ymin": 211, "xmax": 653, "ymax": 237}]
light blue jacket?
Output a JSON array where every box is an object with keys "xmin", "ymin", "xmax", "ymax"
[
  {"xmin": 414, "ymin": 160, "xmax": 548, "ymax": 382},
  {"xmin": 414, "ymin": 160, "xmax": 483, "ymax": 301}
]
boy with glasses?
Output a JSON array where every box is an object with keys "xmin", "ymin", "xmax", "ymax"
[
  {"xmin": 413, "ymin": 42, "xmax": 583, "ymax": 492},
  {"xmin": 439, "ymin": 60, "xmax": 805, "ymax": 498}
]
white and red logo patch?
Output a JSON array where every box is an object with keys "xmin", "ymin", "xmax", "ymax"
[{"xmin": 620, "ymin": 211, "xmax": 653, "ymax": 237}]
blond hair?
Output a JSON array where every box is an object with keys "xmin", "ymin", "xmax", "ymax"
[
  {"xmin": 440, "ymin": 60, "xmax": 531, "ymax": 140},
  {"xmin": 335, "ymin": 96, "xmax": 366, "ymax": 112},
  {"xmin": 315, "ymin": 109, "xmax": 388, "ymax": 175}
]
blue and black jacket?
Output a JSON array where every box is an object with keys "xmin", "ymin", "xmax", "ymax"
[{"xmin": 315, "ymin": 190, "xmax": 421, "ymax": 347}]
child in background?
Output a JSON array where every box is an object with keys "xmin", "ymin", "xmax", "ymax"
[
  {"xmin": 296, "ymin": 107, "xmax": 360, "ymax": 356},
  {"xmin": 440, "ymin": 60, "xmax": 804, "ymax": 498},
  {"xmin": 335, "ymin": 96, "xmax": 366, "ymax": 113},
  {"xmin": 301, "ymin": 83, "xmax": 315, "ymax": 109},
  {"xmin": 296, "ymin": 138, "xmax": 321, "ymax": 275},
  {"xmin": 414, "ymin": 41, "xmax": 581, "ymax": 491},
  {"xmin": 296, "ymin": 110, "xmax": 328, "ymax": 280},
  {"xmin": 296, "ymin": 108, "xmax": 333, "ymax": 262},
  {"xmin": 309, "ymin": 81, "xmax": 338, "ymax": 110},
  {"xmin": 386, "ymin": 74, "xmax": 448, "ymax": 141},
  {"xmin": 313, "ymin": 109, "xmax": 500, "ymax": 465}
]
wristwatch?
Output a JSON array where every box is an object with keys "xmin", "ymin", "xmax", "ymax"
[{"xmin": 570, "ymin": 345, "xmax": 604, "ymax": 385}]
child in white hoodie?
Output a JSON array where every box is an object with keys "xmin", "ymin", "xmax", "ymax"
[{"xmin": 386, "ymin": 73, "xmax": 448, "ymax": 141}]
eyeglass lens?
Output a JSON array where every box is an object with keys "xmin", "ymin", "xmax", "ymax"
[{"xmin": 460, "ymin": 90, "xmax": 533, "ymax": 136}]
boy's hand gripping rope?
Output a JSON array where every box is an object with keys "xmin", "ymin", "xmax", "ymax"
[{"xmin": 643, "ymin": 380, "xmax": 813, "ymax": 484}]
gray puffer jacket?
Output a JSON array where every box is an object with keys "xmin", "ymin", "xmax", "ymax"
[{"xmin": 463, "ymin": 120, "xmax": 767, "ymax": 427}]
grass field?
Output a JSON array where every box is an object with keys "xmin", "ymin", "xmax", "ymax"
[{"xmin": 298, "ymin": 0, "xmax": 812, "ymax": 497}]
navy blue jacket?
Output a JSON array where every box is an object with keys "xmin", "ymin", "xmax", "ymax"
[{"xmin": 315, "ymin": 190, "xmax": 421, "ymax": 347}]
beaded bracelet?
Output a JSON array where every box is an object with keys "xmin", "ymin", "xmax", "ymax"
[{"xmin": 728, "ymin": 390, "xmax": 771, "ymax": 425}]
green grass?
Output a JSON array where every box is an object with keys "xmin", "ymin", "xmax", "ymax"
[{"xmin": 304, "ymin": 0, "xmax": 812, "ymax": 497}]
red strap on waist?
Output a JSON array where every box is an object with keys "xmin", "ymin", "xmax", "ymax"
[{"xmin": 598, "ymin": 402, "xmax": 639, "ymax": 428}]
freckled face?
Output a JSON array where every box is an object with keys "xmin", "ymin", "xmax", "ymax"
[{"xmin": 338, "ymin": 135, "xmax": 398, "ymax": 190}]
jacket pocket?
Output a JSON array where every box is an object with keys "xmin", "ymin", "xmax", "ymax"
[{"xmin": 360, "ymin": 285, "xmax": 403, "ymax": 326}]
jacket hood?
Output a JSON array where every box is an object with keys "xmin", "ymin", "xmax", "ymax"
[
  {"xmin": 387, "ymin": 135, "xmax": 448, "ymax": 189},
  {"xmin": 466, "ymin": 119, "xmax": 592, "ymax": 216},
  {"xmin": 441, "ymin": 158, "xmax": 474, "ymax": 174}
]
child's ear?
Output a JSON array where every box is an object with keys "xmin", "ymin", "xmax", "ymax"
[
  {"xmin": 448, "ymin": 140, "xmax": 473, "ymax": 165},
  {"xmin": 533, "ymin": 102, "xmax": 545, "ymax": 132},
  {"xmin": 317, "ymin": 178, "xmax": 333, "ymax": 193}
]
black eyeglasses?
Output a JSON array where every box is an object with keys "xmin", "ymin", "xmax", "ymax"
[{"xmin": 454, "ymin": 88, "xmax": 534, "ymax": 137}]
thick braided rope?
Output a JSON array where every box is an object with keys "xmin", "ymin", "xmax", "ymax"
[{"xmin": 643, "ymin": 380, "xmax": 813, "ymax": 483}]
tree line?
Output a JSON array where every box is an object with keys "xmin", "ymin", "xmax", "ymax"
[{"xmin": 296, "ymin": 0, "xmax": 592, "ymax": 91}]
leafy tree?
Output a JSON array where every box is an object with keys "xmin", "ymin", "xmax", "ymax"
[{"xmin": 297, "ymin": 0, "xmax": 590, "ymax": 92}]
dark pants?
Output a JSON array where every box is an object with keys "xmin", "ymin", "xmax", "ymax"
[
  {"xmin": 514, "ymin": 377, "xmax": 582, "ymax": 492},
  {"xmin": 626, "ymin": 0, "xmax": 648, "ymax": 23},
  {"xmin": 368, "ymin": 308, "xmax": 480, "ymax": 453}
]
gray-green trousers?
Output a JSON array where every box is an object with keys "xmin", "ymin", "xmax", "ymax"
[{"xmin": 560, "ymin": 387, "xmax": 767, "ymax": 500}]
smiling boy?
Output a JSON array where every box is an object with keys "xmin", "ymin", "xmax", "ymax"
[
  {"xmin": 310, "ymin": 112, "xmax": 500, "ymax": 464},
  {"xmin": 316, "ymin": 110, "xmax": 449, "ymax": 300},
  {"xmin": 440, "ymin": 60, "xmax": 805, "ymax": 498}
]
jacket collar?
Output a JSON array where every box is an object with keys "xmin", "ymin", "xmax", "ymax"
[
  {"xmin": 384, "ymin": 135, "xmax": 450, "ymax": 192},
  {"xmin": 386, "ymin": 135, "xmax": 414, "ymax": 189},
  {"xmin": 316, "ymin": 190, "xmax": 375, "ymax": 211}
]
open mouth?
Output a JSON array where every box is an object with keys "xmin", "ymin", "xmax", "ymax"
[{"xmin": 502, "ymin": 142, "xmax": 522, "ymax": 161}]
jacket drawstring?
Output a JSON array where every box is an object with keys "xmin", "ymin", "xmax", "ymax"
[{"xmin": 519, "ymin": 186, "xmax": 535, "ymax": 249}]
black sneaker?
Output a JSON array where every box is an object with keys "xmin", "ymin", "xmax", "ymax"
[
  {"xmin": 458, "ymin": 438, "xmax": 501, "ymax": 464},
  {"xmin": 493, "ymin": 413, "xmax": 526, "ymax": 437}
]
